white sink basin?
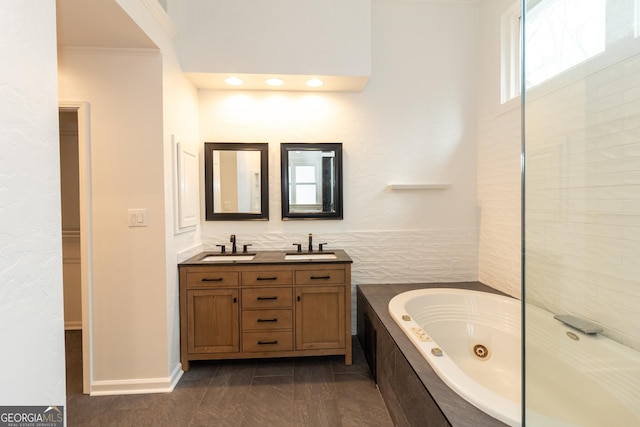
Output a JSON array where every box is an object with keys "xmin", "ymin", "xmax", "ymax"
[
  {"xmin": 201, "ymin": 255, "xmax": 255, "ymax": 262},
  {"xmin": 284, "ymin": 252, "xmax": 337, "ymax": 260}
]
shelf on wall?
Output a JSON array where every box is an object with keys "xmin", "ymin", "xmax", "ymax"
[{"xmin": 386, "ymin": 184, "xmax": 451, "ymax": 191}]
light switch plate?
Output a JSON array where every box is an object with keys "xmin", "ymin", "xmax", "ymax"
[{"xmin": 128, "ymin": 208, "xmax": 148, "ymax": 227}]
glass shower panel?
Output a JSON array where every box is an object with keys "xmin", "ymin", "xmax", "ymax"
[{"xmin": 524, "ymin": 0, "xmax": 640, "ymax": 425}]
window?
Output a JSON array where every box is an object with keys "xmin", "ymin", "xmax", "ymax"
[
  {"xmin": 501, "ymin": 0, "xmax": 634, "ymax": 98},
  {"xmin": 525, "ymin": 0, "xmax": 606, "ymax": 88}
]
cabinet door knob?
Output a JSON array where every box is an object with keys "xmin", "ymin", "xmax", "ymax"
[
  {"xmin": 257, "ymin": 340, "xmax": 278, "ymax": 345},
  {"xmin": 257, "ymin": 296, "xmax": 278, "ymax": 300},
  {"xmin": 310, "ymin": 275, "xmax": 331, "ymax": 280},
  {"xmin": 202, "ymin": 277, "xmax": 224, "ymax": 282},
  {"xmin": 256, "ymin": 277, "xmax": 278, "ymax": 281},
  {"xmin": 257, "ymin": 318, "xmax": 278, "ymax": 323}
]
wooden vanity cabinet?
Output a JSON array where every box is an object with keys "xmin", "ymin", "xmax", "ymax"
[
  {"xmin": 183, "ymin": 268, "xmax": 240, "ymax": 357},
  {"xmin": 187, "ymin": 288, "xmax": 239, "ymax": 354},
  {"xmin": 179, "ymin": 261, "xmax": 351, "ymax": 371},
  {"xmin": 241, "ymin": 272, "xmax": 294, "ymax": 354},
  {"xmin": 295, "ymin": 268, "xmax": 347, "ymax": 351},
  {"xmin": 296, "ymin": 285, "xmax": 346, "ymax": 349}
]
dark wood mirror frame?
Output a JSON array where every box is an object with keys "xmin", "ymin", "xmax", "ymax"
[
  {"xmin": 280, "ymin": 142, "xmax": 343, "ymax": 220},
  {"xmin": 204, "ymin": 142, "xmax": 269, "ymax": 221}
]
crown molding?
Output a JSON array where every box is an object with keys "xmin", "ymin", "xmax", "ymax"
[
  {"xmin": 141, "ymin": 0, "xmax": 179, "ymax": 39},
  {"xmin": 58, "ymin": 46, "xmax": 160, "ymax": 57}
]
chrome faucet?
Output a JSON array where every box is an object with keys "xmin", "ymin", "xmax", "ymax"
[
  {"xmin": 230, "ymin": 234, "xmax": 237, "ymax": 253},
  {"xmin": 308, "ymin": 233, "xmax": 313, "ymax": 252}
]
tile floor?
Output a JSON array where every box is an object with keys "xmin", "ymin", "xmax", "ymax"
[{"xmin": 65, "ymin": 331, "xmax": 394, "ymax": 426}]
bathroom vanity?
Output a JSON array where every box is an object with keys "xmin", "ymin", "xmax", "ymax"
[{"xmin": 178, "ymin": 250, "xmax": 352, "ymax": 371}]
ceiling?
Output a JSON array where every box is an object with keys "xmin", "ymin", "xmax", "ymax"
[
  {"xmin": 55, "ymin": 0, "xmax": 477, "ymax": 91},
  {"xmin": 54, "ymin": 0, "xmax": 369, "ymax": 91},
  {"xmin": 55, "ymin": 0, "xmax": 481, "ymax": 51},
  {"xmin": 56, "ymin": 0, "xmax": 157, "ymax": 49}
]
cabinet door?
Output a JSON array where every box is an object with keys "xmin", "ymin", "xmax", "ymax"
[
  {"xmin": 295, "ymin": 286, "xmax": 345, "ymax": 350},
  {"xmin": 187, "ymin": 288, "xmax": 239, "ymax": 354}
]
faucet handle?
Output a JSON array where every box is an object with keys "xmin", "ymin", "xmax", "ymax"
[
  {"xmin": 292, "ymin": 243, "xmax": 302, "ymax": 253},
  {"xmin": 243, "ymin": 244, "xmax": 252, "ymax": 253},
  {"xmin": 318, "ymin": 243, "xmax": 328, "ymax": 251},
  {"xmin": 216, "ymin": 244, "xmax": 226, "ymax": 254},
  {"xmin": 230, "ymin": 234, "xmax": 236, "ymax": 242}
]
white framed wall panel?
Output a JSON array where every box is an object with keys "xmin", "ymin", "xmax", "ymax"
[{"xmin": 176, "ymin": 141, "xmax": 198, "ymax": 231}]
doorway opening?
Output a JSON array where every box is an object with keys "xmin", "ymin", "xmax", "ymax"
[{"xmin": 59, "ymin": 102, "xmax": 92, "ymax": 395}]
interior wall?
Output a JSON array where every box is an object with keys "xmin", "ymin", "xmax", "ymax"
[
  {"xmin": 115, "ymin": 0, "xmax": 202, "ymax": 377},
  {"xmin": 198, "ymin": 0, "xmax": 481, "ymax": 304},
  {"xmin": 57, "ymin": 48, "xmax": 171, "ymax": 388},
  {"xmin": 0, "ymin": 0, "xmax": 66, "ymax": 408},
  {"xmin": 176, "ymin": 0, "xmax": 370, "ymax": 77},
  {"xmin": 476, "ymin": 0, "xmax": 522, "ymax": 299},
  {"xmin": 161, "ymin": 62, "xmax": 201, "ymax": 376}
]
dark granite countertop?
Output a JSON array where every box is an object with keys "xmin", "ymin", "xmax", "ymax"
[
  {"xmin": 179, "ymin": 249, "xmax": 353, "ymax": 267},
  {"xmin": 357, "ymin": 282, "xmax": 511, "ymax": 427}
]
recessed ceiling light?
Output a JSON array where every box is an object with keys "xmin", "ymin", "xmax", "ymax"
[
  {"xmin": 224, "ymin": 76, "xmax": 244, "ymax": 86},
  {"xmin": 266, "ymin": 78, "xmax": 284, "ymax": 87},
  {"xmin": 306, "ymin": 78, "xmax": 324, "ymax": 88}
]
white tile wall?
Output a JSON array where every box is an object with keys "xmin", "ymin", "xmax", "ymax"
[
  {"xmin": 202, "ymin": 230, "xmax": 478, "ymax": 332},
  {"xmin": 525, "ymin": 44, "xmax": 640, "ymax": 351},
  {"xmin": 203, "ymin": 230, "xmax": 478, "ymax": 285},
  {"xmin": 475, "ymin": 0, "xmax": 523, "ymax": 300},
  {"xmin": 477, "ymin": 106, "xmax": 522, "ymax": 299}
]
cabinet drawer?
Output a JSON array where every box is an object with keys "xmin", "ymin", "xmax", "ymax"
[
  {"xmin": 241, "ymin": 270, "xmax": 293, "ymax": 286},
  {"xmin": 242, "ymin": 288, "xmax": 292, "ymax": 309},
  {"xmin": 186, "ymin": 271, "xmax": 239, "ymax": 287},
  {"xmin": 242, "ymin": 309, "xmax": 293, "ymax": 331},
  {"xmin": 295, "ymin": 269, "xmax": 345, "ymax": 285},
  {"xmin": 242, "ymin": 331, "xmax": 293, "ymax": 352}
]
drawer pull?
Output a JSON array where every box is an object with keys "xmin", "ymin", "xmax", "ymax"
[
  {"xmin": 257, "ymin": 340, "xmax": 279, "ymax": 345},
  {"xmin": 256, "ymin": 276, "xmax": 278, "ymax": 281},
  {"xmin": 256, "ymin": 296, "xmax": 278, "ymax": 301},
  {"xmin": 310, "ymin": 275, "xmax": 331, "ymax": 280},
  {"xmin": 257, "ymin": 318, "xmax": 278, "ymax": 323},
  {"xmin": 201, "ymin": 277, "xmax": 224, "ymax": 282}
]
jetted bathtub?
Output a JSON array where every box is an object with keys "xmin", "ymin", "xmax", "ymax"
[{"xmin": 388, "ymin": 288, "xmax": 640, "ymax": 427}]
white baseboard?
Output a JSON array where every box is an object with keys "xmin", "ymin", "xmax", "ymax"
[
  {"xmin": 168, "ymin": 362, "xmax": 183, "ymax": 390},
  {"xmin": 65, "ymin": 320, "xmax": 83, "ymax": 330},
  {"xmin": 90, "ymin": 363, "xmax": 184, "ymax": 396}
]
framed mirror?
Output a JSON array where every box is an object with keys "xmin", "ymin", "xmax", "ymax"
[
  {"xmin": 281, "ymin": 143, "xmax": 343, "ymax": 220},
  {"xmin": 204, "ymin": 142, "xmax": 269, "ymax": 220}
]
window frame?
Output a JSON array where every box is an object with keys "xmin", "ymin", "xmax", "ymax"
[{"xmin": 501, "ymin": 1, "xmax": 522, "ymax": 104}]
